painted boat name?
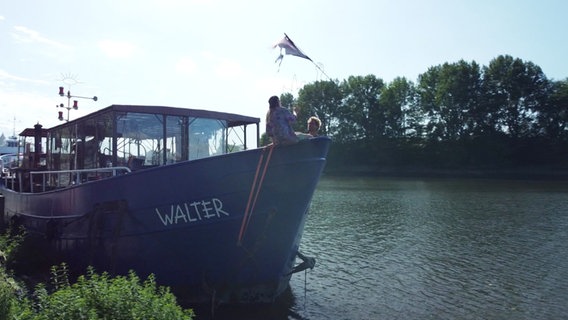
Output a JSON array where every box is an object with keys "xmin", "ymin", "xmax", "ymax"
[{"xmin": 155, "ymin": 198, "xmax": 229, "ymax": 226}]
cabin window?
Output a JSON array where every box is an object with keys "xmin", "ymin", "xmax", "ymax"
[
  {"xmin": 188, "ymin": 118, "xmax": 227, "ymax": 160},
  {"xmin": 48, "ymin": 114, "xmax": 113, "ymax": 171},
  {"xmin": 164, "ymin": 116, "xmax": 186, "ymax": 163},
  {"xmin": 44, "ymin": 108, "xmax": 237, "ymax": 173},
  {"xmin": 48, "ymin": 126, "xmax": 75, "ymax": 171},
  {"xmin": 116, "ymin": 112, "xmax": 165, "ymax": 167}
]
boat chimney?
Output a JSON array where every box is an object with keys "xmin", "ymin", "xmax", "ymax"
[{"xmin": 34, "ymin": 123, "xmax": 43, "ymax": 169}]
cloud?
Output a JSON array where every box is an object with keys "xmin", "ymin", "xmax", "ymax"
[
  {"xmin": 175, "ymin": 57, "xmax": 198, "ymax": 74},
  {"xmin": 0, "ymin": 69, "xmax": 50, "ymax": 85},
  {"xmin": 98, "ymin": 40, "xmax": 137, "ymax": 59},
  {"xmin": 11, "ymin": 26, "xmax": 71, "ymax": 50},
  {"xmin": 214, "ymin": 58, "xmax": 243, "ymax": 79}
]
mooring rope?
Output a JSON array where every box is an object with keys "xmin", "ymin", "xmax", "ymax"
[
  {"xmin": 247, "ymin": 145, "xmax": 273, "ymax": 224},
  {"xmin": 237, "ymin": 145, "xmax": 273, "ymax": 244},
  {"xmin": 304, "ymin": 268, "xmax": 308, "ymax": 309}
]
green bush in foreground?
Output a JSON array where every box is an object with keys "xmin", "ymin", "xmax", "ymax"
[
  {"xmin": 1, "ymin": 269, "xmax": 23, "ymax": 320},
  {"xmin": 1, "ymin": 227, "xmax": 28, "ymax": 320},
  {"xmin": 3, "ymin": 264, "xmax": 194, "ymax": 320}
]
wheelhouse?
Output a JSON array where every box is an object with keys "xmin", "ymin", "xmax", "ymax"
[
  {"xmin": 4, "ymin": 105, "xmax": 259, "ymax": 192},
  {"xmin": 45, "ymin": 105, "xmax": 260, "ymax": 172}
]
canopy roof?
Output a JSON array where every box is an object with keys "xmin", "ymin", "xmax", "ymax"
[{"xmin": 48, "ymin": 105, "xmax": 260, "ymax": 131}]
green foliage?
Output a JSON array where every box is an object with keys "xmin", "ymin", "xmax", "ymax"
[
  {"xmin": 260, "ymin": 132, "xmax": 271, "ymax": 146},
  {"xmin": 279, "ymin": 92, "xmax": 295, "ymax": 110},
  {"xmin": 296, "ymin": 80, "xmax": 342, "ymax": 136},
  {"xmin": 380, "ymin": 77, "xmax": 416, "ymax": 138},
  {"xmin": 417, "ymin": 60, "xmax": 482, "ymax": 141},
  {"xmin": 482, "ymin": 55, "xmax": 550, "ymax": 138},
  {"xmin": 290, "ymin": 54, "xmax": 568, "ymax": 172},
  {"xmin": 5, "ymin": 264, "xmax": 194, "ymax": 320},
  {"xmin": 339, "ymin": 75, "xmax": 385, "ymax": 142},
  {"xmin": 0, "ymin": 268, "xmax": 19, "ymax": 320},
  {"xmin": 0, "ymin": 226, "xmax": 25, "ymax": 264},
  {"xmin": 0, "ymin": 227, "xmax": 29, "ymax": 320},
  {"xmin": 540, "ymin": 78, "xmax": 568, "ymax": 141},
  {"xmin": 1, "ymin": 230, "xmax": 193, "ymax": 319}
]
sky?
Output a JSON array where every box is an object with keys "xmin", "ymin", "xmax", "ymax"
[{"xmin": 1, "ymin": 0, "xmax": 567, "ymax": 138}]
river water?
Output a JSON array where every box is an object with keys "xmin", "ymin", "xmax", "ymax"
[{"xmin": 199, "ymin": 176, "xmax": 568, "ymax": 319}]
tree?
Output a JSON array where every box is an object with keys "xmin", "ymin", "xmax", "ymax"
[
  {"xmin": 416, "ymin": 60, "xmax": 482, "ymax": 141},
  {"xmin": 537, "ymin": 78, "xmax": 568, "ymax": 141},
  {"xmin": 482, "ymin": 55, "xmax": 550, "ymax": 138},
  {"xmin": 416, "ymin": 65, "xmax": 443, "ymax": 141},
  {"xmin": 339, "ymin": 75, "xmax": 385, "ymax": 142},
  {"xmin": 296, "ymin": 80, "xmax": 342, "ymax": 137},
  {"xmin": 279, "ymin": 92, "xmax": 295, "ymax": 110},
  {"xmin": 380, "ymin": 77, "xmax": 416, "ymax": 138},
  {"xmin": 278, "ymin": 54, "xmax": 568, "ymax": 173}
]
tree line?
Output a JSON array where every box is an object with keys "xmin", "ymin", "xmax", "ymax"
[{"xmin": 264, "ymin": 55, "xmax": 568, "ymax": 175}]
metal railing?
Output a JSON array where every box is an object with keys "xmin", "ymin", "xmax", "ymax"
[{"xmin": 7, "ymin": 167, "xmax": 132, "ymax": 193}]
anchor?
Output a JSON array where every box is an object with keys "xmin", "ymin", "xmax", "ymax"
[{"xmin": 287, "ymin": 251, "xmax": 316, "ymax": 275}]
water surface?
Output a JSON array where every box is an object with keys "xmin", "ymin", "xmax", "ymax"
[{"xmin": 203, "ymin": 177, "xmax": 568, "ymax": 319}]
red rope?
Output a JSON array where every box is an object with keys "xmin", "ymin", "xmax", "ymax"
[
  {"xmin": 237, "ymin": 145, "xmax": 273, "ymax": 244},
  {"xmin": 248, "ymin": 145, "xmax": 274, "ymax": 223}
]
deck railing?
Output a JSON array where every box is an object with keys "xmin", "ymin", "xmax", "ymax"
[{"xmin": 4, "ymin": 167, "xmax": 131, "ymax": 193}]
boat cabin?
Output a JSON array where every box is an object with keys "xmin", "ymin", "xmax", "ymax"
[
  {"xmin": 46, "ymin": 105, "xmax": 259, "ymax": 171},
  {"xmin": 7, "ymin": 105, "xmax": 260, "ymax": 192}
]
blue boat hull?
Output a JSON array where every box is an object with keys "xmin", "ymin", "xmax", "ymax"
[{"xmin": 1, "ymin": 137, "xmax": 330, "ymax": 304}]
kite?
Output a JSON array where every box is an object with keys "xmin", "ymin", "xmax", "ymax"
[
  {"xmin": 272, "ymin": 33, "xmax": 330, "ymax": 80},
  {"xmin": 273, "ymin": 33, "xmax": 312, "ymax": 68}
]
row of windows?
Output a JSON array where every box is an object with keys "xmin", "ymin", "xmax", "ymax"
[{"xmin": 48, "ymin": 112, "xmax": 228, "ymax": 171}]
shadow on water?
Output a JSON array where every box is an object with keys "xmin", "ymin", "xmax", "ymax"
[{"xmin": 188, "ymin": 287, "xmax": 307, "ymax": 320}]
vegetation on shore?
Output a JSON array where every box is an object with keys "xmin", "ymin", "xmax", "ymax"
[
  {"xmin": 263, "ymin": 54, "xmax": 568, "ymax": 177},
  {"xmin": 0, "ymin": 229, "xmax": 194, "ymax": 320}
]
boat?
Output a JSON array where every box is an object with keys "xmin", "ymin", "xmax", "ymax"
[
  {"xmin": 0, "ymin": 104, "xmax": 330, "ymax": 304},
  {"xmin": 0, "ymin": 153, "xmax": 20, "ymax": 178},
  {"xmin": 0, "ymin": 135, "xmax": 19, "ymax": 155}
]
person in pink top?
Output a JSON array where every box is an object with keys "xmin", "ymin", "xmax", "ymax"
[{"xmin": 265, "ymin": 95, "xmax": 299, "ymax": 145}]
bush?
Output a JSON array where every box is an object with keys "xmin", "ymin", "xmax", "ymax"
[
  {"xmin": 1, "ymin": 262, "xmax": 194, "ymax": 319},
  {"xmin": 1, "ymin": 227, "xmax": 29, "ymax": 320},
  {"xmin": 0, "ymin": 272, "xmax": 17, "ymax": 320},
  {"xmin": 17, "ymin": 264, "xmax": 195, "ymax": 320},
  {"xmin": 0, "ymin": 226, "xmax": 25, "ymax": 264},
  {"xmin": 2, "ymin": 228, "xmax": 194, "ymax": 319}
]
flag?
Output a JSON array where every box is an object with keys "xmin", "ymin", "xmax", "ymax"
[{"xmin": 273, "ymin": 33, "xmax": 312, "ymax": 68}]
